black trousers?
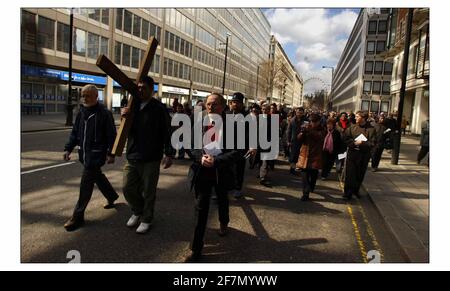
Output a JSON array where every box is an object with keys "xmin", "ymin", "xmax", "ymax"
[
  {"xmin": 300, "ymin": 169, "xmax": 319, "ymax": 195},
  {"xmin": 344, "ymin": 150, "xmax": 371, "ymax": 198},
  {"xmin": 191, "ymin": 181, "xmax": 229, "ymax": 254},
  {"xmin": 417, "ymin": 146, "xmax": 429, "ymax": 163},
  {"xmin": 371, "ymin": 146, "xmax": 384, "ymax": 169},
  {"xmin": 234, "ymin": 157, "xmax": 246, "ymax": 191},
  {"xmin": 321, "ymin": 151, "xmax": 336, "ymax": 178},
  {"xmin": 73, "ymin": 166, "xmax": 118, "ymax": 218}
]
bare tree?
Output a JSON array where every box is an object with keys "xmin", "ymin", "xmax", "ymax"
[{"xmin": 257, "ymin": 58, "xmax": 286, "ymax": 101}]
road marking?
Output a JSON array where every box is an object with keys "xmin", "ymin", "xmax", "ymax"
[
  {"xmin": 357, "ymin": 202, "xmax": 385, "ymax": 261},
  {"xmin": 347, "ymin": 206, "xmax": 368, "ymax": 263},
  {"xmin": 21, "ymin": 162, "xmax": 76, "ymax": 175}
]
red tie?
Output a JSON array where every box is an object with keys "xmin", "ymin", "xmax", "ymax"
[{"xmin": 207, "ymin": 125, "xmax": 216, "ymax": 141}]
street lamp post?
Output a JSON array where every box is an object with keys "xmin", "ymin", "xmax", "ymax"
[
  {"xmin": 322, "ymin": 65, "xmax": 335, "ymax": 111},
  {"xmin": 221, "ymin": 33, "xmax": 231, "ymax": 96},
  {"xmin": 391, "ymin": 8, "xmax": 414, "ymax": 165},
  {"xmin": 65, "ymin": 8, "xmax": 74, "ymax": 126}
]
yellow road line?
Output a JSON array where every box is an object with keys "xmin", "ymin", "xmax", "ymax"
[
  {"xmin": 347, "ymin": 206, "xmax": 368, "ymax": 263},
  {"xmin": 357, "ymin": 202, "xmax": 385, "ymax": 262}
]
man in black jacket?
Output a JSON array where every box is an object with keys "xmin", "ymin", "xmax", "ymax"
[
  {"xmin": 121, "ymin": 76, "xmax": 174, "ymax": 234},
  {"xmin": 63, "ymin": 84, "xmax": 118, "ymax": 231},
  {"xmin": 184, "ymin": 93, "xmax": 242, "ymax": 262}
]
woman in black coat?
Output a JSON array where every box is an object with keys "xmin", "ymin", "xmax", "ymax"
[{"xmin": 321, "ymin": 118, "xmax": 342, "ymax": 179}]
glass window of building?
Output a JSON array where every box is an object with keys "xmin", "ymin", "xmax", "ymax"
[
  {"xmin": 381, "ymin": 101, "xmax": 390, "ymax": 113},
  {"xmin": 124, "ymin": 10, "xmax": 132, "ymax": 34},
  {"xmin": 148, "ymin": 8, "xmax": 163, "ymax": 20},
  {"xmin": 73, "ymin": 28, "xmax": 86, "ymax": 56},
  {"xmin": 173, "ymin": 61, "xmax": 179, "ymax": 78},
  {"xmin": 372, "ymin": 81, "xmax": 381, "ymax": 94},
  {"xmin": 180, "ymin": 38, "xmax": 185, "ymax": 55},
  {"xmin": 175, "ymin": 35, "xmax": 180, "ymax": 53},
  {"xmin": 361, "ymin": 100, "xmax": 370, "ymax": 111},
  {"xmin": 33, "ymin": 83, "xmax": 45, "ymax": 102},
  {"xmin": 122, "ymin": 44, "xmax": 131, "ymax": 66},
  {"xmin": 365, "ymin": 61, "xmax": 374, "ymax": 74},
  {"xmin": 116, "ymin": 8, "xmax": 123, "ymax": 30},
  {"xmin": 382, "ymin": 81, "xmax": 390, "ymax": 94},
  {"xmin": 376, "ymin": 41, "xmax": 385, "ymax": 53},
  {"xmin": 370, "ymin": 101, "xmax": 380, "ymax": 112},
  {"xmin": 142, "ymin": 19, "xmax": 149, "ymax": 40},
  {"xmin": 133, "ymin": 15, "xmax": 141, "ymax": 37},
  {"xmin": 374, "ymin": 61, "xmax": 383, "ymax": 74},
  {"xmin": 132, "ymin": 47, "xmax": 140, "ymax": 68},
  {"xmin": 170, "ymin": 33, "xmax": 175, "ymax": 51},
  {"xmin": 366, "ymin": 41, "xmax": 375, "ymax": 54},
  {"xmin": 168, "ymin": 59, "xmax": 174, "ymax": 76},
  {"xmin": 21, "ymin": 82, "xmax": 32, "ymax": 101},
  {"xmin": 37, "ymin": 16, "xmax": 55, "ymax": 49},
  {"xmin": 87, "ymin": 32, "xmax": 100, "ymax": 59},
  {"xmin": 21, "ymin": 10, "xmax": 36, "ymax": 47},
  {"xmin": 378, "ymin": 20, "xmax": 387, "ymax": 33},
  {"xmin": 368, "ymin": 20, "xmax": 377, "ymax": 34},
  {"xmin": 57, "ymin": 22, "xmax": 70, "ymax": 53},
  {"xmin": 164, "ymin": 31, "xmax": 169, "ymax": 49},
  {"xmin": 155, "ymin": 55, "xmax": 160, "ymax": 73},
  {"xmin": 363, "ymin": 81, "xmax": 372, "ymax": 93},
  {"xmin": 101, "ymin": 9, "xmax": 109, "ymax": 25},
  {"xmin": 114, "ymin": 41, "xmax": 121, "ymax": 64},
  {"xmin": 100, "ymin": 36, "xmax": 108, "ymax": 56},
  {"xmin": 163, "ymin": 58, "xmax": 168, "ymax": 75},
  {"xmin": 88, "ymin": 9, "xmax": 100, "ymax": 22},
  {"xmin": 384, "ymin": 62, "xmax": 393, "ymax": 74}
]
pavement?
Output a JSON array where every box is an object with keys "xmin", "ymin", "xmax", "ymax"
[
  {"xmin": 20, "ymin": 113, "xmax": 429, "ymax": 263},
  {"xmin": 21, "ymin": 112, "xmax": 122, "ymax": 132},
  {"xmin": 361, "ymin": 135, "xmax": 429, "ymax": 263}
]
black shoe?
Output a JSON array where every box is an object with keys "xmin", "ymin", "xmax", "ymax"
[
  {"xmin": 342, "ymin": 195, "xmax": 352, "ymax": 201},
  {"xmin": 184, "ymin": 251, "xmax": 201, "ymax": 263},
  {"xmin": 301, "ymin": 193, "xmax": 310, "ymax": 201},
  {"xmin": 103, "ymin": 194, "xmax": 119, "ymax": 209},
  {"xmin": 355, "ymin": 192, "xmax": 361, "ymax": 199},
  {"xmin": 64, "ymin": 216, "xmax": 85, "ymax": 232},
  {"xmin": 260, "ymin": 179, "xmax": 272, "ymax": 188},
  {"xmin": 218, "ymin": 223, "xmax": 228, "ymax": 237},
  {"xmin": 372, "ymin": 168, "xmax": 378, "ymax": 172},
  {"xmin": 289, "ymin": 168, "xmax": 296, "ymax": 175}
]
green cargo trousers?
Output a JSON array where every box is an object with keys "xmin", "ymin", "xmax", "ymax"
[{"xmin": 123, "ymin": 160, "xmax": 161, "ymax": 223}]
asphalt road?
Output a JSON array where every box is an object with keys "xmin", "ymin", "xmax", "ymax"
[{"xmin": 21, "ymin": 129, "xmax": 408, "ymax": 263}]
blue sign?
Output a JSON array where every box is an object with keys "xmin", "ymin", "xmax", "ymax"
[{"xmin": 22, "ymin": 65, "xmax": 159, "ymax": 91}]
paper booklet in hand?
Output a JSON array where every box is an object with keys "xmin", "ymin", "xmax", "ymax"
[
  {"xmin": 203, "ymin": 141, "xmax": 223, "ymax": 157},
  {"xmin": 354, "ymin": 134, "xmax": 368, "ymax": 142}
]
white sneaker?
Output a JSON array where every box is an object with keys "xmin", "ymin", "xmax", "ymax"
[
  {"xmin": 126, "ymin": 215, "xmax": 140, "ymax": 228},
  {"xmin": 136, "ymin": 222, "xmax": 152, "ymax": 234}
]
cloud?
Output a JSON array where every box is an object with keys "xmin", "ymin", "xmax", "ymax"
[{"xmin": 265, "ymin": 8, "xmax": 359, "ymax": 94}]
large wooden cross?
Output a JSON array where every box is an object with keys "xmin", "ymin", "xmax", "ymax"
[{"xmin": 96, "ymin": 37, "xmax": 158, "ymax": 156}]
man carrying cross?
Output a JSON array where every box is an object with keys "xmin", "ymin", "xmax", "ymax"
[{"xmin": 121, "ymin": 76, "xmax": 174, "ymax": 234}]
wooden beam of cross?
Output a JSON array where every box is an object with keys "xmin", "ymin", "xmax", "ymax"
[{"xmin": 96, "ymin": 37, "xmax": 158, "ymax": 156}]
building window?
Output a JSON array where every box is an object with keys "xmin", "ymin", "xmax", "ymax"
[
  {"xmin": 21, "ymin": 10, "xmax": 36, "ymax": 47},
  {"xmin": 376, "ymin": 41, "xmax": 385, "ymax": 53},
  {"xmin": 122, "ymin": 44, "xmax": 131, "ymax": 66},
  {"xmin": 368, "ymin": 20, "xmax": 377, "ymax": 34},
  {"xmin": 101, "ymin": 9, "xmax": 109, "ymax": 25},
  {"xmin": 175, "ymin": 35, "xmax": 180, "ymax": 53},
  {"xmin": 365, "ymin": 61, "xmax": 374, "ymax": 74},
  {"xmin": 100, "ymin": 36, "xmax": 108, "ymax": 55},
  {"xmin": 87, "ymin": 9, "xmax": 100, "ymax": 22},
  {"xmin": 374, "ymin": 61, "xmax": 383, "ymax": 74},
  {"xmin": 363, "ymin": 81, "xmax": 372, "ymax": 93},
  {"xmin": 372, "ymin": 81, "xmax": 381, "ymax": 94},
  {"xmin": 382, "ymin": 81, "xmax": 390, "ymax": 94},
  {"xmin": 169, "ymin": 33, "xmax": 175, "ymax": 51},
  {"xmin": 132, "ymin": 47, "xmax": 140, "ymax": 68},
  {"xmin": 116, "ymin": 8, "xmax": 123, "ymax": 30},
  {"xmin": 133, "ymin": 15, "xmax": 141, "ymax": 38},
  {"xmin": 73, "ymin": 28, "xmax": 86, "ymax": 56},
  {"xmin": 384, "ymin": 62, "xmax": 393, "ymax": 74},
  {"xmin": 114, "ymin": 41, "xmax": 121, "ymax": 64},
  {"xmin": 361, "ymin": 100, "xmax": 370, "ymax": 111},
  {"xmin": 87, "ymin": 32, "xmax": 100, "ymax": 59},
  {"xmin": 366, "ymin": 41, "xmax": 375, "ymax": 54},
  {"xmin": 124, "ymin": 10, "xmax": 132, "ymax": 34},
  {"xmin": 168, "ymin": 59, "xmax": 174, "ymax": 76},
  {"xmin": 149, "ymin": 22, "xmax": 161, "ymax": 41},
  {"xmin": 57, "ymin": 22, "xmax": 70, "ymax": 53},
  {"xmin": 370, "ymin": 101, "xmax": 380, "ymax": 113},
  {"xmin": 381, "ymin": 101, "xmax": 390, "ymax": 113},
  {"xmin": 378, "ymin": 20, "xmax": 387, "ymax": 33},
  {"xmin": 37, "ymin": 16, "xmax": 55, "ymax": 49},
  {"xmin": 142, "ymin": 19, "xmax": 149, "ymax": 40}
]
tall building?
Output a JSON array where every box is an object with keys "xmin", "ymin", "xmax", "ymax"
[
  {"xmin": 266, "ymin": 35, "xmax": 303, "ymax": 107},
  {"xmin": 382, "ymin": 8, "xmax": 429, "ymax": 134},
  {"xmin": 21, "ymin": 8, "xmax": 272, "ymax": 113},
  {"xmin": 331, "ymin": 9, "xmax": 393, "ymax": 114}
]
